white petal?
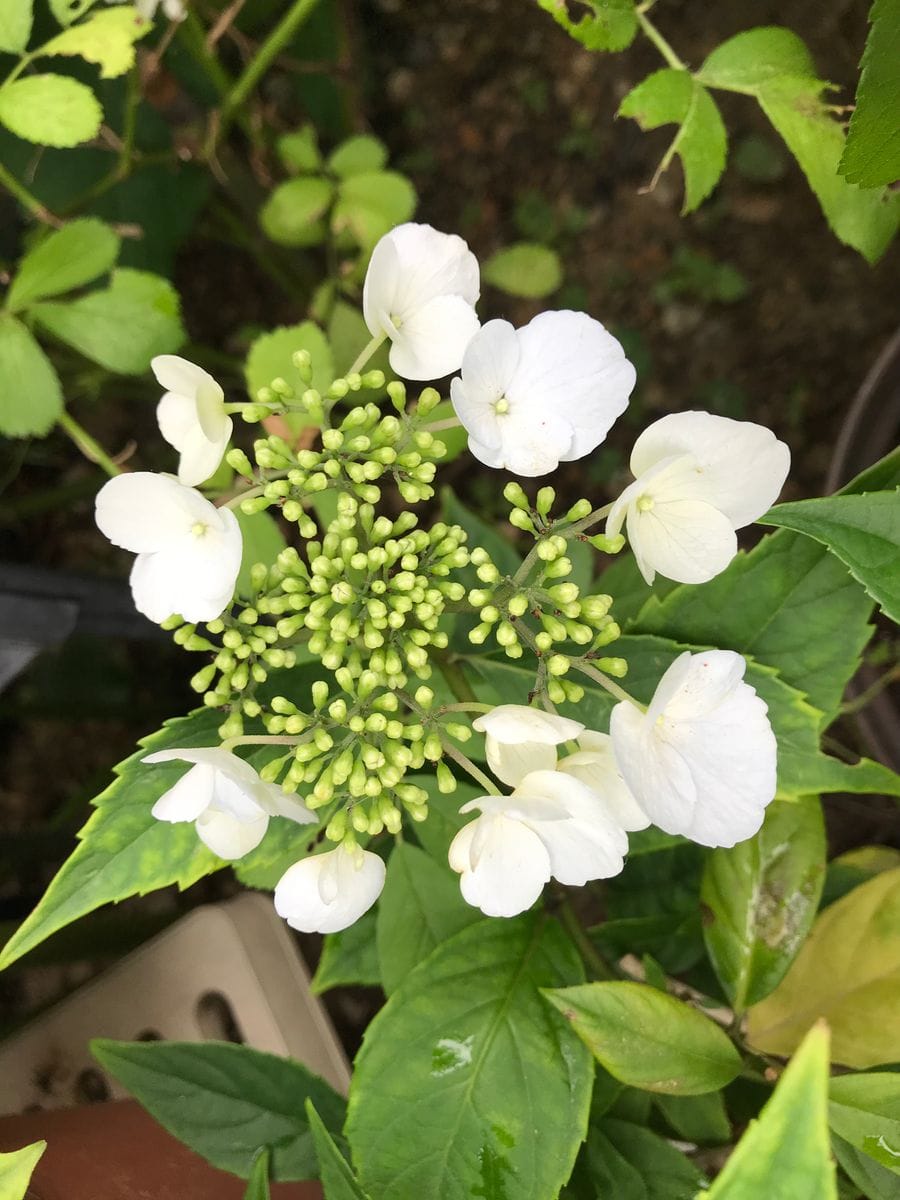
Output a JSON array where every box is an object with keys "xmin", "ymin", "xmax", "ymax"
[
  {"xmin": 143, "ymin": 746, "xmax": 239, "ymax": 771},
  {"xmin": 610, "ymin": 700, "xmax": 698, "ymax": 834},
  {"xmin": 363, "ymin": 223, "xmax": 479, "ymax": 338},
  {"xmin": 449, "ymin": 320, "xmax": 521, "ymax": 455},
  {"xmin": 151, "ymin": 763, "xmax": 215, "ymax": 823},
  {"xmin": 486, "ymin": 737, "xmax": 557, "ymax": 788},
  {"xmin": 274, "ymin": 846, "xmax": 385, "ymax": 934},
  {"xmin": 175, "ymin": 420, "xmax": 233, "ymax": 487},
  {"xmin": 95, "ymin": 473, "xmax": 208, "ymax": 554},
  {"xmin": 258, "ymin": 785, "xmax": 318, "ymax": 824},
  {"xmin": 195, "ymin": 808, "xmax": 268, "ymax": 860},
  {"xmin": 449, "ymin": 813, "xmax": 550, "ymax": 918},
  {"xmin": 492, "ymin": 405, "xmax": 574, "ymax": 477},
  {"xmin": 557, "ymin": 732, "xmax": 649, "ymax": 830},
  {"xmin": 152, "ymin": 355, "xmax": 211, "ymax": 399},
  {"xmin": 650, "ymin": 649, "xmax": 747, "ymax": 723},
  {"xmin": 389, "ymin": 294, "xmax": 480, "ymax": 380},
  {"xmin": 630, "ymin": 411, "xmax": 790, "ymax": 529},
  {"xmin": 624, "ymin": 489, "xmax": 738, "ymax": 585},
  {"xmin": 157, "ymin": 392, "xmax": 198, "ymax": 453},
  {"xmin": 512, "ymin": 311, "xmax": 634, "ymax": 460},
  {"xmin": 473, "ymin": 705, "xmax": 583, "ymax": 745}
]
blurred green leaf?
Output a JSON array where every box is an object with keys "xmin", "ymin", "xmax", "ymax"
[
  {"xmin": 7, "ymin": 218, "xmax": 119, "ymax": 311},
  {"xmin": 326, "ymin": 300, "xmax": 390, "ymax": 379},
  {"xmin": 0, "ymin": 314, "xmax": 63, "ymax": 437},
  {"xmin": 653, "ymin": 246, "xmax": 748, "ymax": 305},
  {"xmin": 327, "ymin": 134, "xmax": 387, "ymax": 178},
  {"xmin": 483, "ymin": 242, "xmax": 563, "ymax": 298},
  {"xmin": 0, "ymin": 73, "xmax": 102, "ymax": 147},
  {"xmin": 332, "ymin": 171, "xmax": 416, "ymax": 250},
  {"xmin": 701, "ymin": 797, "xmax": 826, "ymax": 1011},
  {"xmin": 822, "ymin": 845, "xmax": 900, "ymax": 908},
  {"xmin": 234, "ymin": 509, "xmax": 287, "ymax": 598},
  {"xmin": 32, "ymin": 268, "xmax": 184, "ymax": 373},
  {"xmin": 535, "ymin": 0, "xmax": 638, "ymax": 52},
  {"xmin": 829, "ymin": 1073, "xmax": 900, "ymax": 1176},
  {"xmin": 543, "ymin": 980, "xmax": 741, "ymax": 1094},
  {"xmin": 0, "ymin": 1140, "xmax": 46, "ymax": 1200},
  {"xmin": 619, "ymin": 68, "xmax": 727, "ymax": 213},
  {"xmin": 654, "ymin": 1091, "xmax": 731, "ymax": 1144},
  {"xmin": 748, "ymin": 868, "xmax": 900, "ymax": 1068},
  {"xmin": 701, "ymin": 1024, "xmax": 836, "ymax": 1199},
  {"xmin": 92, "ymin": 1039, "xmax": 346, "ymax": 1181},
  {"xmin": 840, "ymin": 0, "xmax": 900, "ymax": 187},
  {"xmin": 260, "ymin": 176, "xmax": 334, "ymax": 247},
  {"xmin": 306, "ymin": 1101, "xmax": 370, "ymax": 1200},
  {"xmin": 833, "ymin": 1133, "xmax": 899, "ymax": 1200},
  {"xmin": 49, "ymin": 0, "xmax": 99, "ymax": 26},
  {"xmin": 277, "ymin": 125, "xmax": 322, "ymax": 174},
  {"xmin": 243, "ymin": 1149, "xmax": 271, "ymax": 1200},
  {"xmin": 40, "ymin": 7, "xmax": 152, "ymax": 79},
  {"xmin": 0, "ymin": 0, "xmax": 32, "ymax": 54}
]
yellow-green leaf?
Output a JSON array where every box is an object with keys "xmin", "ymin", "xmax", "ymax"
[
  {"xmin": 40, "ymin": 8, "xmax": 152, "ymax": 79},
  {"xmin": 0, "ymin": 0, "xmax": 32, "ymax": 54},
  {"xmin": 747, "ymin": 867, "xmax": 900, "ymax": 1067},
  {"xmin": 0, "ymin": 1141, "xmax": 46, "ymax": 1200},
  {"xmin": 0, "ymin": 73, "xmax": 102, "ymax": 147}
]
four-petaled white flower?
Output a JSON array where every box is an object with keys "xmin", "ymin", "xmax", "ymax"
[
  {"xmin": 274, "ymin": 845, "xmax": 386, "ymax": 933},
  {"xmin": 606, "ymin": 411, "xmax": 790, "ymax": 585},
  {"xmin": 473, "ymin": 703, "xmax": 584, "ymax": 787},
  {"xmin": 449, "ymin": 770, "xmax": 628, "ymax": 918},
  {"xmin": 145, "ymin": 747, "xmax": 316, "ymax": 860},
  {"xmin": 95, "ymin": 472, "xmax": 242, "ymax": 623},
  {"xmin": 449, "ymin": 311, "xmax": 635, "ymax": 476},
  {"xmin": 363, "ymin": 222, "xmax": 480, "ymax": 381},
  {"xmin": 153, "ymin": 355, "xmax": 232, "ymax": 487},
  {"xmin": 610, "ymin": 650, "xmax": 777, "ymax": 848},
  {"xmin": 135, "ymin": 0, "xmax": 187, "ymax": 22}
]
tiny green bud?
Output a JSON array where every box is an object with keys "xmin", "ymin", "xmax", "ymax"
[{"xmin": 536, "ymin": 486, "xmax": 555, "ymax": 516}]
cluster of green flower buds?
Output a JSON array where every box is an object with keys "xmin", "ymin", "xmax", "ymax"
[{"xmin": 464, "ymin": 483, "xmax": 628, "ymax": 705}]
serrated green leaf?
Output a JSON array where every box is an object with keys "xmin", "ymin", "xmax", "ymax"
[
  {"xmin": 7, "ymin": 217, "xmax": 119, "ymax": 311},
  {"xmin": 829, "ymin": 1073, "xmax": 900, "ymax": 1176},
  {"xmin": 535, "ymin": 0, "xmax": 638, "ymax": 52},
  {"xmin": 91, "ymin": 1039, "xmax": 346, "ymax": 1181},
  {"xmin": 0, "ymin": 0, "xmax": 32, "ymax": 54},
  {"xmin": 701, "ymin": 797, "xmax": 826, "ymax": 1012},
  {"xmin": 0, "ymin": 1140, "xmax": 46, "ymax": 1200},
  {"xmin": 305, "ymin": 1101, "xmax": 370, "ymax": 1200},
  {"xmin": 631, "ymin": 529, "xmax": 874, "ymax": 726},
  {"xmin": 0, "ymin": 711, "xmax": 222, "ymax": 971},
  {"xmin": 747, "ymin": 868, "xmax": 900, "ymax": 1068},
  {"xmin": 618, "ymin": 68, "xmax": 727, "ymax": 213},
  {"xmin": 0, "ymin": 313, "xmax": 63, "ymax": 438},
  {"xmin": 483, "ymin": 243, "xmax": 563, "ymax": 298},
  {"xmin": 697, "ymin": 27, "xmax": 900, "ymax": 262},
  {"xmin": 346, "ymin": 915, "xmax": 592, "ymax": 1200},
  {"xmin": 0, "ymin": 73, "xmax": 102, "ymax": 147},
  {"xmin": 32, "ymin": 268, "xmax": 184, "ymax": 373},
  {"xmin": 40, "ymin": 7, "xmax": 151, "ymax": 79},
  {"xmin": 332, "ymin": 171, "xmax": 416, "ymax": 250},
  {"xmin": 760, "ymin": 491, "xmax": 900, "ymax": 623},
  {"xmin": 260, "ymin": 176, "xmax": 334, "ymax": 247},
  {"xmin": 543, "ymin": 980, "xmax": 741, "ymax": 1094},
  {"xmin": 376, "ymin": 842, "xmax": 479, "ymax": 996},
  {"xmin": 840, "ymin": 0, "xmax": 900, "ymax": 187},
  {"xmin": 277, "ymin": 125, "xmax": 322, "ymax": 174},
  {"xmin": 234, "ymin": 509, "xmax": 287, "ymax": 598},
  {"xmin": 310, "ymin": 907, "xmax": 381, "ymax": 994},
  {"xmin": 327, "ymin": 134, "xmax": 387, "ymax": 178},
  {"xmin": 697, "ymin": 26, "xmax": 818, "ymax": 92},
  {"xmin": 243, "ymin": 1148, "xmax": 271, "ymax": 1200},
  {"xmin": 700, "ymin": 1024, "xmax": 836, "ymax": 1199}
]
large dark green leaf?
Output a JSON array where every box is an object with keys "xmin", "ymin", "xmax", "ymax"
[
  {"xmin": 311, "ymin": 907, "xmax": 381, "ymax": 994},
  {"xmin": 92, "ymin": 1039, "xmax": 345, "ymax": 1181},
  {"xmin": 376, "ymin": 842, "xmax": 479, "ymax": 996},
  {"xmin": 0, "ymin": 711, "xmax": 222, "ymax": 970},
  {"xmin": 840, "ymin": 0, "xmax": 900, "ymax": 187},
  {"xmin": 346, "ymin": 915, "xmax": 592, "ymax": 1200},
  {"xmin": 543, "ymin": 980, "xmax": 741, "ymax": 1094},
  {"xmin": 701, "ymin": 797, "xmax": 826, "ymax": 1012}
]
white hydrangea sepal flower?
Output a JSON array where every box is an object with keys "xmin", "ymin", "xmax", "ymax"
[
  {"xmin": 274, "ymin": 845, "xmax": 386, "ymax": 934},
  {"xmin": 606, "ymin": 411, "xmax": 790, "ymax": 585},
  {"xmin": 449, "ymin": 770, "xmax": 628, "ymax": 918},
  {"xmin": 95, "ymin": 472, "xmax": 242, "ymax": 623},
  {"xmin": 557, "ymin": 731, "xmax": 649, "ymax": 831},
  {"xmin": 144, "ymin": 747, "xmax": 316, "ymax": 861},
  {"xmin": 449, "ymin": 312, "xmax": 635, "ymax": 476},
  {"xmin": 472, "ymin": 704, "xmax": 584, "ymax": 788},
  {"xmin": 362, "ymin": 222, "xmax": 480, "ymax": 380},
  {"xmin": 153, "ymin": 355, "xmax": 232, "ymax": 487},
  {"xmin": 610, "ymin": 649, "xmax": 777, "ymax": 848}
]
